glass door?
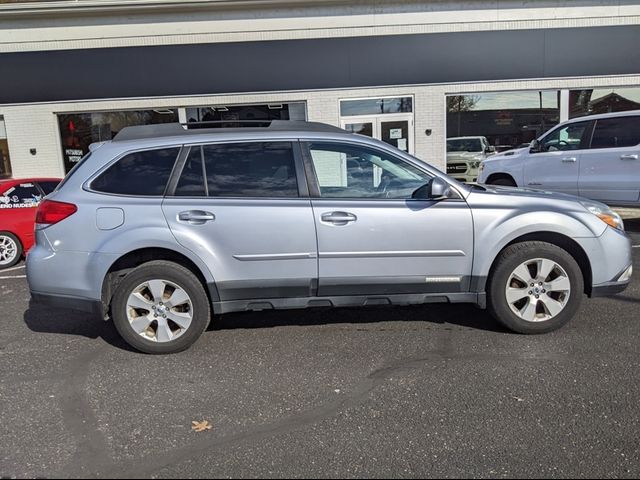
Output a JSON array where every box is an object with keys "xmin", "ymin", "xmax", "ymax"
[
  {"xmin": 341, "ymin": 114, "xmax": 414, "ymax": 154},
  {"xmin": 342, "ymin": 119, "xmax": 375, "ymax": 138},
  {"xmin": 379, "ymin": 116, "xmax": 412, "ymax": 153}
]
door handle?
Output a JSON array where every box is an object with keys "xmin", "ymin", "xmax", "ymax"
[
  {"xmin": 178, "ymin": 210, "xmax": 215, "ymax": 225},
  {"xmin": 561, "ymin": 157, "xmax": 577, "ymax": 163},
  {"xmin": 621, "ymin": 154, "xmax": 639, "ymax": 160},
  {"xmin": 321, "ymin": 211, "xmax": 357, "ymax": 226},
  {"xmin": 527, "ymin": 182, "xmax": 542, "ymax": 186}
]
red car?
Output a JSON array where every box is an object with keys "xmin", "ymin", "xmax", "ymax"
[{"xmin": 0, "ymin": 178, "xmax": 62, "ymax": 269}]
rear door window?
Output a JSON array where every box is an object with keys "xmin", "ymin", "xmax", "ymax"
[
  {"xmin": 590, "ymin": 116, "xmax": 640, "ymax": 149},
  {"xmin": 174, "ymin": 142, "xmax": 299, "ymax": 198},
  {"xmin": 92, "ymin": 147, "xmax": 180, "ymax": 196}
]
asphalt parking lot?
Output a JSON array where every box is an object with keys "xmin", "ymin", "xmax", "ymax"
[{"xmin": 1, "ymin": 226, "xmax": 639, "ymax": 479}]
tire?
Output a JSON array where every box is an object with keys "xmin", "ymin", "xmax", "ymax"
[
  {"xmin": 111, "ymin": 260, "xmax": 211, "ymax": 354},
  {"xmin": 487, "ymin": 241, "xmax": 583, "ymax": 334},
  {"xmin": 0, "ymin": 232, "xmax": 23, "ymax": 269},
  {"xmin": 489, "ymin": 176, "xmax": 517, "ymax": 187}
]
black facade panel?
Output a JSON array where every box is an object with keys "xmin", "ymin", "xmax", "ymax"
[{"xmin": 0, "ymin": 25, "xmax": 638, "ymax": 104}]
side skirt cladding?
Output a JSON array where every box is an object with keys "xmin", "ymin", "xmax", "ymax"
[{"xmin": 210, "ymin": 291, "xmax": 487, "ymax": 315}]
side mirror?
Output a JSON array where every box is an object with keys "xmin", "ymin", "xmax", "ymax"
[
  {"xmin": 530, "ymin": 139, "xmax": 542, "ymax": 153},
  {"xmin": 413, "ymin": 177, "xmax": 452, "ymax": 201},
  {"xmin": 485, "ymin": 146, "xmax": 496, "ymax": 154}
]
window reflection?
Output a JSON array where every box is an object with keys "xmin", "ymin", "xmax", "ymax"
[
  {"xmin": 185, "ymin": 103, "xmax": 306, "ymax": 129},
  {"xmin": 57, "ymin": 109, "xmax": 178, "ymax": 173},
  {"xmin": 569, "ymin": 88, "xmax": 640, "ymax": 118},
  {"xmin": 446, "ymin": 91, "xmax": 560, "ymax": 151},
  {"xmin": 309, "ymin": 143, "xmax": 430, "ymax": 199},
  {"xmin": 340, "ymin": 97, "xmax": 413, "ymax": 117},
  {"xmin": 176, "ymin": 142, "xmax": 299, "ymax": 198}
]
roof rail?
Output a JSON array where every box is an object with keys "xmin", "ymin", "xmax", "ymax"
[{"xmin": 112, "ymin": 120, "xmax": 347, "ymax": 142}]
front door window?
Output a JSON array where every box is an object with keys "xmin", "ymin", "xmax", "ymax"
[
  {"xmin": 307, "ymin": 142, "xmax": 430, "ymax": 199},
  {"xmin": 540, "ymin": 122, "xmax": 590, "ymax": 152}
]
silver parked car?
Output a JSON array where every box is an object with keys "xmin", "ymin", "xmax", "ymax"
[
  {"xmin": 28, "ymin": 121, "xmax": 632, "ymax": 354},
  {"xmin": 478, "ymin": 110, "xmax": 640, "ymax": 206}
]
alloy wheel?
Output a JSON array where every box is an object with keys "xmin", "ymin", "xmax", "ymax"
[
  {"xmin": 0, "ymin": 235, "xmax": 18, "ymax": 266},
  {"xmin": 126, "ymin": 279, "xmax": 194, "ymax": 342},
  {"xmin": 505, "ymin": 258, "xmax": 571, "ymax": 322}
]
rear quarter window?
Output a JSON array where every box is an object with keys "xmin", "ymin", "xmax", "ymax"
[{"xmin": 91, "ymin": 147, "xmax": 180, "ymax": 196}]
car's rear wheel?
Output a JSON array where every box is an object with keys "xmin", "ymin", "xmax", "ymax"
[
  {"xmin": 487, "ymin": 241, "xmax": 583, "ymax": 334},
  {"xmin": 111, "ymin": 260, "xmax": 211, "ymax": 354},
  {"xmin": 0, "ymin": 232, "xmax": 22, "ymax": 269}
]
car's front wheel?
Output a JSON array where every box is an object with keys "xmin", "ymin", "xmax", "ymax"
[
  {"xmin": 0, "ymin": 232, "xmax": 22, "ymax": 269},
  {"xmin": 487, "ymin": 241, "xmax": 583, "ymax": 334},
  {"xmin": 111, "ymin": 260, "xmax": 211, "ymax": 354}
]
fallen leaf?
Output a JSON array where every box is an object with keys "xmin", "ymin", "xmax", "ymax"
[{"xmin": 191, "ymin": 420, "xmax": 213, "ymax": 432}]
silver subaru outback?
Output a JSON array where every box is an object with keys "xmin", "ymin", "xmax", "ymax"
[{"xmin": 27, "ymin": 121, "xmax": 632, "ymax": 354}]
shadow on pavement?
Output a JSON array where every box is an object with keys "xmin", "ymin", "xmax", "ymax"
[
  {"xmin": 211, "ymin": 303, "xmax": 508, "ymax": 334},
  {"xmin": 625, "ymin": 217, "xmax": 640, "ymax": 233},
  {"xmin": 23, "ymin": 298, "xmax": 509, "ymax": 351},
  {"xmin": 23, "ymin": 300, "xmax": 138, "ymax": 352},
  {"xmin": 608, "ymin": 294, "xmax": 640, "ymax": 305}
]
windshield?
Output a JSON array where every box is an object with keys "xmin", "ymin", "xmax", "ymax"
[{"xmin": 447, "ymin": 138, "xmax": 483, "ymax": 153}]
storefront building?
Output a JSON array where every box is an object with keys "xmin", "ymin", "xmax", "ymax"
[{"xmin": 0, "ymin": 0, "xmax": 639, "ymax": 179}]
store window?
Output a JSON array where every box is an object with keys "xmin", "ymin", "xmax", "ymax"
[
  {"xmin": 569, "ymin": 87, "xmax": 640, "ymax": 118},
  {"xmin": 446, "ymin": 91, "xmax": 560, "ymax": 152},
  {"xmin": 0, "ymin": 117, "xmax": 11, "ymax": 178},
  {"xmin": 57, "ymin": 109, "xmax": 178, "ymax": 173},
  {"xmin": 340, "ymin": 97, "xmax": 413, "ymax": 117},
  {"xmin": 185, "ymin": 103, "xmax": 306, "ymax": 128}
]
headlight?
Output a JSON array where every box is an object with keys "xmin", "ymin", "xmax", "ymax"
[
  {"xmin": 471, "ymin": 161, "xmax": 481, "ymax": 169},
  {"xmin": 580, "ymin": 200, "xmax": 624, "ymax": 231}
]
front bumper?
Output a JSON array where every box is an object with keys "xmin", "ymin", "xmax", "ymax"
[{"xmin": 590, "ymin": 264, "xmax": 633, "ymax": 297}]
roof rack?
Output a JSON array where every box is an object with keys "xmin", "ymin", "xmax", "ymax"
[{"xmin": 112, "ymin": 120, "xmax": 347, "ymax": 142}]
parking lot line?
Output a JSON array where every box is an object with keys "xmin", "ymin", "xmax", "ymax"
[
  {"xmin": 1, "ymin": 265, "xmax": 26, "ymax": 273},
  {"xmin": 0, "ymin": 275, "xmax": 27, "ymax": 280}
]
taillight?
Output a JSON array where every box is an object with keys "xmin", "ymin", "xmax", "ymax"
[{"xmin": 36, "ymin": 200, "xmax": 78, "ymax": 225}]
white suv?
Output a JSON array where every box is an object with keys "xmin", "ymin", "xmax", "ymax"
[{"xmin": 478, "ymin": 110, "xmax": 640, "ymax": 206}]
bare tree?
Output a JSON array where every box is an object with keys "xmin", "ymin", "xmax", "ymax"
[{"xmin": 447, "ymin": 95, "xmax": 481, "ymax": 113}]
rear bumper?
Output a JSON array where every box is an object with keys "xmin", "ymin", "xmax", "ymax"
[{"xmin": 30, "ymin": 291, "xmax": 104, "ymax": 317}]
